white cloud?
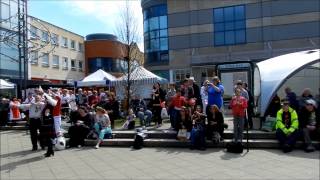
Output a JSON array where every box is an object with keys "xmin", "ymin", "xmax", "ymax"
[{"xmin": 62, "ymin": 0, "xmax": 144, "ymax": 51}]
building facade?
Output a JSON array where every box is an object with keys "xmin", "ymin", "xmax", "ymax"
[
  {"xmin": 28, "ymin": 16, "xmax": 85, "ymax": 84},
  {"xmin": 141, "ymin": 0, "xmax": 320, "ymax": 84},
  {"xmin": 0, "ymin": 0, "xmax": 27, "ymax": 85},
  {"xmin": 85, "ymin": 33, "xmax": 144, "ymax": 77}
]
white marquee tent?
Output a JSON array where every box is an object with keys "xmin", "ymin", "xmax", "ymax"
[
  {"xmin": 117, "ymin": 66, "xmax": 168, "ymax": 85},
  {"xmin": 255, "ymin": 49, "xmax": 320, "ymax": 117},
  {"xmin": 0, "ymin": 79, "xmax": 15, "ymax": 89},
  {"xmin": 75, "ymin": 69, "xmax": 118, "ymax": 87}
]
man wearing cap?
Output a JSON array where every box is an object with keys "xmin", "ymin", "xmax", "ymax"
[
  {"xmin": 275, "ymin": 98, "xmax": 299, "ymax": 153},
  {"xmin": 206, "ymin": 76, "xmax": 224, "ymax": 115},
  {"xmin": 298, "ymin": 99, "xmax": 319, "ymax": 152}
]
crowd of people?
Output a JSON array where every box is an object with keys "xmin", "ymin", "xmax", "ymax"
[{"xmin": 0, "ymin": 76, "xmax": 319, "ymax": 154}]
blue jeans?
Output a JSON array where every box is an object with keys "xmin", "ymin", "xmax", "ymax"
[
  {"xmin": 233, "ymin": 116, "xmax": 244, "ymax": 143},
  {"xmin": 190, "ymin": 124, "xmax": 205, "ymax": 148},
  {"xmin": 94, "ymin": 123, "xmax": 112, "ymax": 140},
  {"xmin": 137, "ymin": 110, "xmax": 152, "ymax": 126},
  {"xmin": 172, "ymin": 109, "xmax": 181, "ymax": 131}
]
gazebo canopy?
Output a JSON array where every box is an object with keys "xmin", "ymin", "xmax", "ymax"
[
  {"xmin": 0, "ymin": 79, "xmax": 15, "ymax": 89},
  {"xmin": 76, "ymin": 69, "xmax": 118, "ymax": 87},
  {"xmin": 256, "ymin": 49, "xmax": 320, "ymax": 117},
  {"xmin": 118, "ymin": 66, "xmax": 168, "ymax": 85}
]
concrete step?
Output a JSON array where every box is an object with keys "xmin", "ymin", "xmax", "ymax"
[
  {"xmin": 112, "ymin": 130, "xmax": 276, "ymax": 139},
  {"xmin": 83, "ymin": 138, "xmax": 320, "ymax": 149},
  {"xmin": 0, "ymin": 126, "xmax": 28, "ymax": 130}
]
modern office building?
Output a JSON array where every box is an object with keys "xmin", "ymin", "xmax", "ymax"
[
  {"xmin": 0, "ymin": 0, "xmax": 27, "ymax": 87},
  {"xmin": 28, "ymin": 16, "xmax": 85, "ymax": 84},
  {"xmin": 85, "ymin": 33, "xmax": 144, "ymax": 77},
  {"xmin": 141, "ymin": 0, "xmax": 320, "ymax": 84}
]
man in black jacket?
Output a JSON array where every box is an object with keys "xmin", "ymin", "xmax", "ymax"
[
  {"xmin": 298, "ymin": 99, "xmax": 319, "ymax": 152},
  {"xmin": 188, "ymin": 77, "xmax": 202, "ymax": 107}
]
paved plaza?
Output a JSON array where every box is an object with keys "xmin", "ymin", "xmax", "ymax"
[{"xmin": 1, "ymin": 130, "xmax": 319, "ymax": 180}]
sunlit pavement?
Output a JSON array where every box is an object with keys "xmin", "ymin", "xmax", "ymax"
[{"xmin": 1, "ymin": 130, "xmax": 319, "ymax": 180}]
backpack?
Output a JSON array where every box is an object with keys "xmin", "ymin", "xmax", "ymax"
[
  {"xmin": 226, "ymin": 142, "xmax": 243, "ymax": 153},
  {"xmin": 133, "ymin": 133, "xmax": 144, "ymax": 149}
]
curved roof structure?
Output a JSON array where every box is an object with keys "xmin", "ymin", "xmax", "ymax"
[
  {"xmin": 256, "ymin": 49, "xmax": 320, "ymax": 117},
  {"xmin": 76, "ymin": 69, "xmax": 118, "ymax": 87}
]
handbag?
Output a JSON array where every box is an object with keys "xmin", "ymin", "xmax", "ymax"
[{"xmin": 177, "ymin": 129, "xmax": 187, "ymax": 140}]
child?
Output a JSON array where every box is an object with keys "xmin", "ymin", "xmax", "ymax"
[
  {"xmin": 122, "ymin": 109, "xmax": 136, "ymax": 130},
  {"xmin": 230, "ymin": 87, "xmax": 248, "ymax": 143},
  {"xmin": 190, "ymin": 106, "xmax": 206, "ymax": 150}
]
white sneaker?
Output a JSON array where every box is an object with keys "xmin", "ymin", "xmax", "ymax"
[
  {"xmin": 78, "ymin": 145, "xmax": 82, "ymax": 148},
  {"xmin": 95, "ymin": 145, "xmax": 99, "ymax": 149}
]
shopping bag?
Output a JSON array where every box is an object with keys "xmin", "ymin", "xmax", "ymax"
[
  {"xmin": 177, "ymin": 129, "xmax": 187, "ymax": 140},
  {"xmin": 161, "ymin": 107, "xmax": 169, "ymax": 119}
]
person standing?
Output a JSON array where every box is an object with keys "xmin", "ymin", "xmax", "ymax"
[
  {"xmin": 76, "ymin": 88, "xmax": 87, "ymax": 106},
  {"xmin": 230, "ymin": 88, "xmax": 248, "ymax": 144},
  {"xmin": 45, "ymin": 89, "xmax": 61, "ymax": 136},
  {"xmin": 206, "ymin": 76, "xmax": 224, "ymax": 115},
  {"xmin": 104, "ymin": 92, "xmax": 119, "ymax": 129},
  {"xmin": 188, "ymin": 77, "xmax": 202, "ymax": 107},
  {"xmin": 243, "ymin": 82, "xmax": 254, "ymax": 129},
  {"xmin": 9, "ymin": 97, "xmax": 21, "ymax": 123},
  {"xmin": 275, "ymin": 98, "xmax": 299, "ymax": 153},
  {"xmin": 41, "ymin": 107, "xmax": 56, "ymax": 157},
  {"xmin": 0, "ymin": 98, "xmax": 9, "ymax": 126},
  {"xmin": 170, "ymin": 88, "xmax": 187, "ymax": 131},
  {"xmin": 152, "ymin": 83, "xmax": 166, "ymax": 127}
]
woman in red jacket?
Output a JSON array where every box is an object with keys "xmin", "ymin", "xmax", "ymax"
[{"xmin": 230, "ymin": 88, "xmax": 248, "ymax": 143}]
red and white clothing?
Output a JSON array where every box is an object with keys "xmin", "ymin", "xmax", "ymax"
[
  {"xmin": 9, "ymin": 100, "xmax": 21, "ymax": 121},
  {"xmin": 171, "ymin": 95, "xmax": 186, "ymax": 110},
  {"xmin": 53, "ymin": 96, "xmax": 62, "ymax": 135},
  {"xmin": 230, "ymin": 96, "xmax": 248, "ymax": 117}
]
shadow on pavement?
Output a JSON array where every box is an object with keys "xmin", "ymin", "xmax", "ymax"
[
  {"xmin": 0, "ymin": 156, "xmax": 43, "ymax": 173},
  {"xmin": 154, "ymin": 147, "xmax": 222, "ymax": 155},
  {"xmin": 0, "ymin": 149, "xmax": 39, "ymax": 159},
  {"xmin": 264, "ymin": 148, "xmax": 320, "ymax": 160}
]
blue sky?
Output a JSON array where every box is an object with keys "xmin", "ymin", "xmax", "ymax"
[{"xmin": 28, "ymin": 0, "xmax": 143, "ymax": 49}]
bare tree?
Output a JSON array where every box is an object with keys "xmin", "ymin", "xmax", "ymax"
[{"xmin": 115, "ymin": 0, "xmax": 142, "ymax": 112}]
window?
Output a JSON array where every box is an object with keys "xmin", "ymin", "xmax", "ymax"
[
  {"xmin": 41, "ymin": 53, "xmax": 49, "ymax": 67},
  {"xmin": 61, "ymin": 37, "xmax": 68, "ymax": 47},
  {"xmin": 213, "ymin": 5, "xmax": 246, "ymax": 46},
  {"xmin": 30, "ymin": 26, "xmax": 37, "ymax": 39},
  {"xmin": 51, "ymin": 34, "xmax": 58, "ymax": 45},
  {"xmin": 78, "ymin": 43, "xmax": 83, "ymax": 52},
  {"xmin": 143, "ymin": 4, "xmax": 168, "ymax": 64},
  {"xmin": 52, "ymin": 55, "xmax": 59, "ymax": 68},
  {"xmin": 70, "ymin": 40, "xmax": 75, "ymax": 49},
  {"xmin": 30, "ymin": 51, "xmax": 38, "ymax": 64},
  {"xmin": 41, "ymin": 31, "xmax": 49, "ymax": 42},
  {"xmin": 62, "ymin": 57, "xmax": 68, "ymax": 70},
  {"xmin": 78, "ymin": 61, "xmax": 83, "ymax": 71},
  {"xmin": 174, "ymin": 69, "xmax": 191, "ymax": 83},
  {"xmin": 1, "ymin": 2, "xmax": 10, "ymax": 24},
  {"xmin": 71, "ymin": 59, "xmax": 76, "ymax": 70}
]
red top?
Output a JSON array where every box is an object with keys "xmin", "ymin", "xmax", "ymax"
[
  {"xmin": 88, "ymin": 95, "xmax": 98, "ymax": 106},
  {"xmin": 171, "ymin": 95, "xmax": 186, "ymax": 109},
  {"xmin": 230, "ymin": 96, "xmax": 248, "ymax": 117},
  {"xmin": 52, "ymin": 96, "xmax": 61, "ymax": 116}
]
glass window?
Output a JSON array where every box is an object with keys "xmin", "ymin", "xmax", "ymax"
[
  {"xmin": 215, "ymin": 23, "xmax": 224, "ymax": 32},
  {"xmin": 213, "ymin": 5, "xmax": 246, "ymax": 46},
  {"xmin": 149, "ymin": 17, "xmax": 159, "ymax": 31},
  {"xmin": 62, "ymin": 57, "xmax": 68, "ymax": 69},
  {"xmin": 159, "ymin": 29, "xmax": 167, "ymax": 37},
  {"xmin": 52, "ymin": 55, "xmax": 59, "ymax": 67},
  {"xmin": 1, "ymin": 2, "xmax": 10, "ymax": 21},
  {"xmin": 30, "ymin": 26, "xmax": 37, "ymax": 38},
  {"xmin": 214, "ymin": 32, "xmax": 224, "ymax": 46},
  {"xmin": 235, "ymin": 30, "xmax": 246, "ymax": 43},
  {"xmin": 42, "ymin": 53, "xmax": 49, "ymax": 66},
  {"xmin": 160, "ymin": 38, "xmax": 168, "ymax": 51},
  {"xmin": 143, "ymin": 19, "xmax": 149, "ymax": 33},
  {"xmin": 235, "ymin": 6, "xmax": 245, "ymax": 20},
  {"xmin": 150, "ymin": 38, "xmax": 159, "ymax": 51},
  {"xmin": 235, "ymin": 21, "xmax": 245, "ymax": 30},
  {"xmin": 225, "ymin": 22, "xmax": 234, "ymax": 31},
  {"xmin": 214, "ymin": 8, "xmax": 224, "ymax": 22},
  {"xmin": 70, "ymin": 40, "xmax": 75, "ymax": 49},
  {"xmin": 52, "ymin": 34, "xmax": 58, "ymax": 45},
  {"xmin": 61, "ymin": 37, "xmax": 68, "ymax": 47},
  {"xmin": 224, "ymin": 7, "xmax": 234, "ymax": 21},
  {"xmin": 30, "ymin": 51, "xmax": 38, "ymax": 64},
  {"xmin": 149, "ymin": 30, "xmax": 159, "ymax": 39},
  {"xmin": 78, "ymin": 61, "xmax": 83, "ymax": 71},
  {"xmin": 78, "ymin": 43, "xmax": 83, "ymax": 52},
  {"xmin": 71, "ymin": 59, "xmax": 76, "ymax": 70},
  {"xmin": 41, "ymin": 31, "xmax": 49, "ymax": 42},
  {"xmin": 225, "ymin": 31, "xmax": 235, "ymax": 44},
  {"xmin": 159, "ymin": 16, "xmax": 167, "ymax": 29}
]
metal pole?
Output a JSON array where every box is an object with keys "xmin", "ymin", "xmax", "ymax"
[
  {"xmin": 17, "ymin": 0, "xmax": 22, "ymax": 99},
  {"xmin": 23, "ymin": 0, "xmax": 28, "ymax": 98}
]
